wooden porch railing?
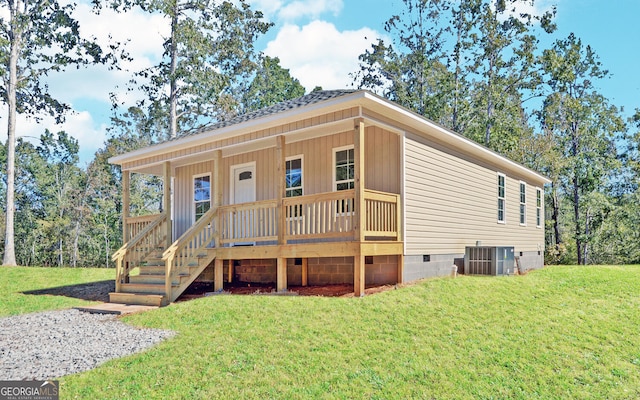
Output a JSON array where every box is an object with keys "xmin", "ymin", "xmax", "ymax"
[
  {"xmin": 214, "ymin": 189, "xmax": 399, "ymax": 244},
  {"xmin": 162, "ymin": 206, "xmax": 218, "ymax": 302},
  {"xmin": 112, "ymin": 213, "xmax": 168, "ymax": 292},
  {"xmin": 218, "ymin": 199, "xmax": 278, "ymax": 245},
  {"xmin": 126, "ymin": 214, "xmax": 163, "ymax": 242},
  {"xmin": 283, "ymin": 190, "xmax": 355, "ymax": 240},
  {"xmin": 363, "ymin": 189, "xmax": 400, "ymax": 239}
]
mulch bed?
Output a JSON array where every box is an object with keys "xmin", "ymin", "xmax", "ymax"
[
  {"xmin": 22, "ymin": 279, "xmax": 397, "ymax": 304},
  {"xmin": 178, "ymin": 281, "xmax": 398, "ymax": 301}
]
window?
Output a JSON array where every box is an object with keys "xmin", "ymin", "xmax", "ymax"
[
  {"xmin": 334, "ymin": 146, "xmax": 354, "ymax": 191},
  {"xmin": 193, "ymin": 174, "xmax": 211, "ymax": 222},
  {"xmin": 286, "ymin": 156, "xmax": 303, "ymax": 218},
  {"xmin": 519, "ymin": 182, "xmax": 526, "ymax": 226},
  {"xmin": 536, "ymin": 187, "xmax": 542, "ymax": 228},
  {"xmin": 285, "ymin": 157, "xmax": 303, "ymax": 197},
  {"xmin": 497, "ymin": 173, "xmax": 505, "ymax": 223}
]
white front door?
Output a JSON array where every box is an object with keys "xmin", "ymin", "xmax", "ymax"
[{"xmin": 231, "ymin": 163, "xmax": 256, "ymax": 245}]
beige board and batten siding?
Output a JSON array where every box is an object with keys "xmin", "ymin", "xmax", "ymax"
[
  {"xmin": 173, "ymin": 160, "xmax": 215, "ymax": 238},
  {"xmin": 121, "ymin": 108, "xmax": 359, "ymax": 172},
  {"xmin": 403, "ymin": 132, "xmax": 545, "ymax": 255},
  {"xmin": 171, "ymin": 125, "xmax": 401, "ymax": 236}
]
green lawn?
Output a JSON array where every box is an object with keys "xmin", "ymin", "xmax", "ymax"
[
  {"xmin": 3, "ymin": 266, "xmax": 640, "ymax": 399},
  {"xmin": 0, "ymin": 266, "xmax": 114, "ymax": 316}
]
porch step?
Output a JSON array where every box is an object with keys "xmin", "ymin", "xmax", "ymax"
[
  {"xmin": 120, "ymin": 283, "xmax": 171, "ymax": 295},
  {"xmin": 109, "ymin": 292, "xmax": 166, "ymax": 307},
  {"xmin": 145, "ymin": 257, "xmax": 164, "ymax": 267},
  {"xmin": 139, "ymin": 265, "xmax": 165, "ymax": 275},
  {"xmin": 129, "ymin": 274, "xmax": 179, "ymax": 285}
]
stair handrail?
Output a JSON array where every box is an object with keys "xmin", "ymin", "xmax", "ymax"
[
  {"xmin": 112, "ymin": 212, "xmax": 167, "ymax": 292},
  {"xmin": 162, "ymin": 206, "xmax": 218, "ymax": 301}
]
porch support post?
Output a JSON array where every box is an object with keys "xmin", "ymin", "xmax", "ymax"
[
  {"xmin": 214, "ymin": 258, "xmax": 224, "ymax": 292},
  {"xmin": 301, "ymin": 258, "xmax": 308, "ymax": 287},
  {"xmin": 228, "ymin": 260, "xmax": 234, "ymax": 283},
  {"xmin": 276, "ymin": 135, "xmax": 286, "ymax": 245},
  {"xmin": 397, "ymin": 253, "xmax": 404, "ymax": 284},
  {"xmin": 122, "ymin": 169, "xmax": 130, "ymax": 242},
  {"xmin": 213, "ymin": 150, "xmax": 223, "ymax": 248},
  {"xmin": 354, "ymin": 253, "xmax": 365, "ymax": 297},
  {"xmin": 163, "ymin": 161, "xmax": 172, "ymax": 246},
  {"xmin": 354, "ymin": 118, "xmax": 365, "ymax": 242},
  {"xmin": 277, "ymin": 257, "xmax": 287, "ymax": 292}
]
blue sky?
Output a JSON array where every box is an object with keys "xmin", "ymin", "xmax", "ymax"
[{"xmin": 13, "ymin": 0, "xmax": 640, "ymax": 164}]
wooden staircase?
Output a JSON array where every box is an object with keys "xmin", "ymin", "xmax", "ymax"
[{"xmin": 110, "ymin": 207, "xmax": 219, "ymax": 306}]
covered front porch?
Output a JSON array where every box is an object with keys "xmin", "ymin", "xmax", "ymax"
[{"xmin": 111, "ymin": 119, "xmax": 404, "ymax": 305}]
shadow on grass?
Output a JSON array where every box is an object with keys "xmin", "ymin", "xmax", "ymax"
[{"xmin": 22, "ymin": 280, "xmax": 114, "ymax": 303}]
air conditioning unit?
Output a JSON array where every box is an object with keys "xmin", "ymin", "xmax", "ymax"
[{"xmin": 464, "ymin": 246, "xmax": 515, "ymax": 275}]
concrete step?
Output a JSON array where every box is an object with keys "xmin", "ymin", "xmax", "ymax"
[{"xmin": 109, "ymin": 292, "xmax": 166, "ymax": 307}]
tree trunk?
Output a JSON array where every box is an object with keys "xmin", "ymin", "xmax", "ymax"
[
  {"xmin": 2, "ymin": 5, "xmax": 21, "ymax": 266},
  {"xmin": 551, "ymin": 182, "xmax": 561, "ymax": 248},
  {"xmin": 168, "ymin": 1, "xmax": 179, "ymax": 139}
]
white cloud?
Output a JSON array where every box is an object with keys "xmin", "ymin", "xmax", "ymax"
[
  {"xmin": 249, "ymin": 0, "xmax": 285, "ymax": 20},
  {"xmin": 264, "ymin": 21, "xmax": 381, "ymax": 91},
  {"xmin": 502, "ymin": 0, "xmax": 556, "ymax": 19},
  {"xmin": 251, "ymin": 0, "xmax": 342, "ymax": 21},
  {"xmin": 279, "ymin": 0, "xmax": 343, "ymax": 20}
]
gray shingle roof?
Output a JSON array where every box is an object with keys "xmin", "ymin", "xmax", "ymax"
[{"xmin": 177, "ymin": 89, "xmax": 358, "ymax": 140}]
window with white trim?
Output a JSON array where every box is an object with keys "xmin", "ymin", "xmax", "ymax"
[
  {"xmin": 519, "ymin": 182, "xmax": 527, "ymax": 225},
  {"xmin": 497, "ymin": 173, "xmax": 506, "ymax": 223},
  {"xmin": 334, "ymin": 147, "xmax": 354, "ymax": 191},
  {"xmin": 536, "ymin": 187, "xmax": 542, "ymax": 228},
  {"xmin": 286, "ymin": 156, "xmax": 303, "ymax": 218},
  {"xmin": 193, "ymin": 174, "xmax": 211, "ymax": 222},
  {"xmin": 285, "ymin": 157, "xmax": 303, "ymax": 197},
  {"xmin": 334, "ymin": 146, "xmax": 354, "ymax": 214}
]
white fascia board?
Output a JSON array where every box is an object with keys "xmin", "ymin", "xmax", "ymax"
[{"xmin": 360, "ymin": 91, "xmax": 551, "ymax": 185}]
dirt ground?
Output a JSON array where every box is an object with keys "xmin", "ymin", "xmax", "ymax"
[
  {"xmin": 178, "ymin": 281, "xmax": 398, "ymax": 301},
  {"xmin": 22, "ymin": 279, "xmax": 397, "ymax": 304}
]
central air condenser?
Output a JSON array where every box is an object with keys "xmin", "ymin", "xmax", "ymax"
[{"xmin": 464, "ymin": 246, "xmax": 515, "ymax": 276}]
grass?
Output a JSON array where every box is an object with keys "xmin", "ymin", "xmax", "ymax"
[
  {"xmin": 0, "ymin": 266, "xmax": 113, "ymax": 316},
  {"xmin": 3, "ymin": 265, "xmax": 640, "ymax": 399}
]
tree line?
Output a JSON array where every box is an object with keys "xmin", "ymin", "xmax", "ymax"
[{"xmin": 0, "ymin": 0, "xmax": 637, "ymax": 267}]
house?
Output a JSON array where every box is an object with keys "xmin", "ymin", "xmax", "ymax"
[{"xmin": 109, "ymin": 90, "xmax": 550, "ymax": 306}]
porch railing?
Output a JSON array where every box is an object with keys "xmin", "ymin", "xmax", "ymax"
[
  {"xmin": 218, "ymin": 199, "xmax": 278, "ymax": 245},
  {"xmin": 112, "ymin": 212, "xmax": 168, "ymax": 292},
  {"xmin": 215, "ymin": 189, "xmax": 399, "ymax": 244},
  {"xmin": 125, "ymin": 214, "xmax": 163, "ymax": 242},
  {"xmin": 283, "ymin": 190, "xmax": 355, "ymax": 240},
  {"xmin": 363, "ymin": 189, "xmax": 400, "ymax": 239}
]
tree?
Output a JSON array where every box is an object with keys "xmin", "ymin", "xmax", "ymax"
[
  {"xmin": 353, "ymin": 0, "xmax": 556, "ymax": 159},
  {"xmin": 110, "ymin": 0, "xmax": 272, "ymax": 141},
  {"xmin": 241, "ymin": 56, "xmax": 306, "ymax": 113},
  {"xmin": 0, "ymin": 0, "xmax": 114, "ymax": 265},
  {"xmin": 353, "ymin": 0, "xmax": 454, "ymax": 125},
  {"xmin": 538, "ymin": 33, "xmax": 625, "ymax": 264}
]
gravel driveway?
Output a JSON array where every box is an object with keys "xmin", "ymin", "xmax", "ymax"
[{"xmin": 0, "ymin": 309, "xmax": 175, "ymax": 380}]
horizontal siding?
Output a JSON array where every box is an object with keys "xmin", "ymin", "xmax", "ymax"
[{"xmin": 404, "ymin": 134, "xmax": 544, "ymax": 255}]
